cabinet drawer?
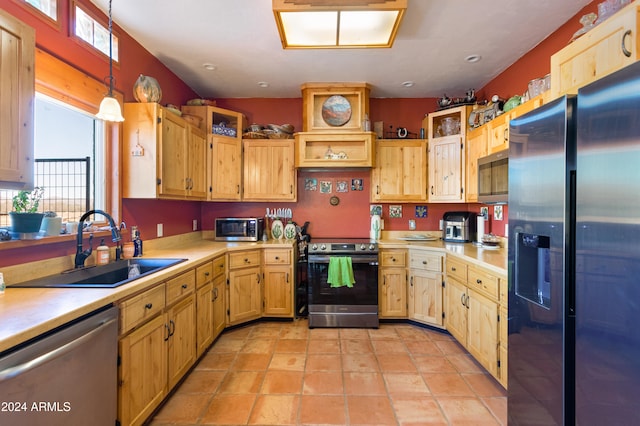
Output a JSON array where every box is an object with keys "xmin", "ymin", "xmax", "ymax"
[
  {"xmin": 213, "ymin": 255, "xmax": 226, "ymax": 278},
  {"xmin": 409, "ymin": 251, "xmax": 443, "ymax": 272},
  {"xmin": 196, "ymin": 261, "xmax": 213, "ymax": 288},
  {"xmin": 166, "ymin": 269, "xmax": 196, "ymax": 305},
  {"xmin": 228, "ymin": 250, "xmax": 261, "ymax": 269},
  {"xmin": 380, "ymin": 250, "xmax": 406, "ymax": 267},
  {"xmin": 120, "ymin": 284, "xmax": 165, "ymax": 334},
  {"xmin": 264, "ymin": 249, "xmax": 291, "ymax": 265},
  {"xmin": 446, "ymin": 256, "xmax": 467, "ymax": 282},
  {"xmin": 468, "ymin": 265, "xmax": 499, "ymax": 300}
]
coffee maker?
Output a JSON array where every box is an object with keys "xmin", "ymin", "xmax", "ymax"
[{"xmin": 442, "ymin": 211, "xmax": 477, "ymax": 242}]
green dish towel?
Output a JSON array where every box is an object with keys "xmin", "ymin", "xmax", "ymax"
[{"xmin": 327, "ymin": 257, "xmax": 355, "ymax": 288}]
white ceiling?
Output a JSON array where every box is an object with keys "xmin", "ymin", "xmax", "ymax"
[{"xmin": 91, "ymin": 0, "xmax": 592, "ymax": 99}]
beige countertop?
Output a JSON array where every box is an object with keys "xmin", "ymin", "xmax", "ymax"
[{"xmin": 0, "ymin": 233, "xmax": 506, "ymax": 353}]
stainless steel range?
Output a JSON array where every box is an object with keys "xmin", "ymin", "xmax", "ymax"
[{"xmin": 306, "ymin": 238, "xmax": 379, "ymax": 328}]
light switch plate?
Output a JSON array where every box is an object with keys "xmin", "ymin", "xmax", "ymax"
[
  {"xmin": 157, "ymin": 223, "xmax": 163, "ymax": 237},
  {"xmin": 192, "ymin": 219, "xmax": 198, "ymax": 231},
  {"xmin": 408, "ymin": 219, "xmax": 416, "ymax": 230}
]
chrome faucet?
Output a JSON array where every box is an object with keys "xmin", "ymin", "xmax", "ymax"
[{"xmin": 75, "ymin": 210, "xmax": 122, "ymax": 268}]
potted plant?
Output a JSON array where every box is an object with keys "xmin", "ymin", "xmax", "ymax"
[{"xmin": 9, "ymin": 187, "xmax": 45, "ymax": 234}]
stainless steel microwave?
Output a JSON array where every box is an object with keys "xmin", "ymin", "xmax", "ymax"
[
  {"xmin": 215, "ymin": 217, "xmax": 264, "ymax": 241},
  {"xmin": 478, "ymin": 150, "xmax": 508, "ymax": 204}
]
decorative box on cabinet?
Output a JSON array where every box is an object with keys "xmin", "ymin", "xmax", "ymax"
[
  {"xmin": 301, "ymin": 82, "xmax": 371, "ymax": 132},
  {"xmin": 0, "ymin": 10, "xmax": 35, "ymax": 190},
  {"xmin": 371, "ymin": 139, "xmax": 427, "ymax": 202},
  {"xmin": 550, "ymin": 0, "xmax": 640, "ymax": 98}
]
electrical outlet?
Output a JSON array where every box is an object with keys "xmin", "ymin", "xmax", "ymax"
[
  {"xmin": 192, "ymin": 219, "xmax": 198, "ymax": 231},
  {"xmin": 157, "ymin": 223, "xmax": 163, "ymax": 237},
  {"xmin": 408, "ymin": 219, "xmax": 416, "ymax": 230}
]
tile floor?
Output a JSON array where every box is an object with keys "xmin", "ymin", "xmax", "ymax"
[{"xmin": 149, "ymin": 320, "xmax": 506, "ymax": 425}]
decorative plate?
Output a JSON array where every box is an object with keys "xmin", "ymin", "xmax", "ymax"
[
  {"xmin": 271, "ymin": 219, "xmax": 283, "ymax": 240},
  {"xmin": 321, "ymin": 95, "xmax": 352, "ymax": 127}
]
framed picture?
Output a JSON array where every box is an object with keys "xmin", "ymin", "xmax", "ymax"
[
  {"xmin": 389, "ymin": 205, "xmax": 402, "ymax": 218},
  {"xmin": 320, "ymin": 181, "xmax": 332, "ymax": 193},
  {"xmin": 351, "ymin": 178, "xmax": 363, "ymax": 191},
  {"xmin": 370, "ymin": 204, "xmax": 382, "ymax": 216},
  {"xmin": 336, "ymin": 181, "xmax": 348, "ymax": 192},
  {"xmin": 304, "ymin": 178, "xmax": 317, "ymax": 191}
]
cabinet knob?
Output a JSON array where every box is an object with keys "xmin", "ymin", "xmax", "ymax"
[
  {"xmin": 476, "ymin": 279, "xmax": 482, "ymax": 285},
  {"xmin": 182, "ymin": 284, "xmax": 188, "ymax": 289},
  {"xmin": 145, "ymin": 303, "xmax": 153, "ymax": 310},
  {"xmin": 275, "ymin": 256, "xmax": 279, "ymax": 260},
  {"xmin": 204, "ymin": 271, "xmax": 210, "ymax": 276},
  {"xmin": 422, "ymin": 260, "xmax": 427, "ymax": 265},
  {"xmin": 451, "ymin": 266, "xmax": 457, "ymax": 272}
]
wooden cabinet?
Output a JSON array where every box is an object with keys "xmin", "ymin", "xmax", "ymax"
[
  {"xmin": 196, "ymin": 261, "xmax": 214, "ymax": 358},
  {"xmin": 371, "ymin": 139, "xmax": 427, "ymax": 202},
  {"xmin": 123, "ymin": 103, "xmax": 207, "ymax": 200},
  {"xmin": 465, "ymin": 126, "xmax": 487, "ymax": 202},
  {"xmin": 295, "ymin": 132, "xmax": 376, "ymax": 168},
  {"xmin": 227, "ymin": 250, "xmax": 262, "ymax": 325},
  {"xmin": 262, "ymin": 248, "xmax": 294, "ymax": 317},
  {"xmin": 550, "ymin": 0, "xmax": 640, "ymax": 98},
  {"xmin": 0, "ymin": 10, "xmax": 35, "ymax": 190},
  {"xmin": 118, "ymin": 269, "xmax": 196, "ymax": 426},
  {"xmin": 243, "ymin": 139, "xmax": 297, "ymax": 201},
  {"xmin": 425, "ymin": 106, "xmax": 471, "ymax": 202},
  {"xmin": 379, "ymin": 249, "xmax": 407, "ymax": 318},
  {"xmin": 487, "ymin": 113, "xmax": 509, "ymax": 155},
  {"xmin": 212, "ymin": 256, "xmax": 227, "ymax": 340},
  {"xmin": 445, "ymin": 255, "xmax": 501, "ymax": 382},
  {"xmin": 408, "ymin": 250, "xmax": 444, "ymax": 327},
  {"xmin": 181, "ymin": 105, "xmax": 246, "ymax": 201}
]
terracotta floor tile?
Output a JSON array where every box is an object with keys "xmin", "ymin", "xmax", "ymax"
[
  {"xmin": 342, "ymin": 353, "xmax": 380, "ymax": 372},
  {"xmin": 405, "ymin": 340, "xmax": 444, "ymax": 355},
  {"xmin": 463, "ymin": 373, "xmax": 507, "ymax": 397},
  {"xmin": 232, "ymin": 352, "xmax": 272, "ymax": 370},
  {"xmin": 368, "ymin": 326, "xmax": 401, "ymax": 340},
  {"xmin": 383, "ymin": 373, "xmax": 430, "ymax": 396},
  {"xmin": 305, "ymin": 353, "xmax": 342, "ymax": 371},
  {"xmin": 195, "ymin": 352, "xmax": 237, "ymax": 371},
  {"xmin": 413, "ymin": 355, "xmax": 457, "ymax": 373},
  {"xmin": 395, "ymin": 326, "xmax": 432, "ymax": 341},
  {"xmin": 275, "ymin": 338, "xmax": 308, "ymax": 353},
  {"xmin": 344, "ymin": 372, "xmax": 387, "ymax": 395},
  {"xmin": 261, "ymin": 370, "xmax": 304, "ymax": 394},
  {"xmin": 376, "ymin": 353, "xmax": 418, "ymax": 373},
  {"xmin": 340, "ymin": 328, "xmax": 371, "ymax": 339},
  {"xmin": 434, "ymin": 339, "xmax": 467, "ymax": 355},
  {"xmin": 391, "ymin": 395, "xmax": 448, "ymax": 426},
  {"xmin": 372, "ymin": 339, "xmax": 408, "ymax": 354},
  {"xmin": 437, "ymin": 396, "xmax": 501, "ymax": 425},
  {"xmin": 300, "ymin": 395, "xmax": 346, "ymax": 425},
  {"xmin": 423, "ymin": 372, "xmax": 475, "ymax": 397},
  {"xmin": 308, "ymin": 338, "xmax": 341, "ymax": 354},
  {"xmin": 242, "ymin": 338, "xmax": 277, "ymax": 353},
  {"xmin": 280, "ymin": 324, "xmax": 309, "ymax": 339},
  {"xmin": 151, "ymin": 393, "xmax": 210, "ymax": 423},
  {"xmin": 251, "ymin": 324, "xmax": 285, "ymax": 338},
  {"xmin": 207, "ymin": 337, "xmax": 245, "ymax": 353},
  {"xmin": 176, "ymin": 369, "xmax": 225, "ymax": 393},
  {"xmin": 303, "ymin": 371, "xmax": 344, "ymax": 395},
  {"xmin": 346, "ymin": 395, "xmax": 397, "ymax": 425},
  {"xmin": 341, "ymin": 338, "xmax": 374, "ymax": 354},
  {"xmin": 200, "ymin": 393, "xmax": 256, "ymax": 424},
  {"xmin": 269, "ymin": 353, "xmax": 307, "ymax": 371},
  {"xmin": 309, "ymin": 327, "xmax": 340, "ymax": 339},
  {"xmin": 219, "ymin": 370, "xmax": 264, "ymax": 394},
  {"xmin": 482, "ymin": 396, "xmax": 508, "ymax": 425},
  {"xmin": 248, "ymin": 394, "xmax": 300, "ymax": 425},
  {"xmin": 448, "ymin": 353, "xmax": 486, "ymax": 373}
]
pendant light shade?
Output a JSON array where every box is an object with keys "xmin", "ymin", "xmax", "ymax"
[{"xmin": 96, "ymin": 0, "xmax": 124, "ymax": 122}]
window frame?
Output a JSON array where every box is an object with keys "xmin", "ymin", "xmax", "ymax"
[
  {"xmin": 12, "ymin": 0, "xmax": 61, "ymax": 31},
  {"xmin": 69, "ymin": 0, "xmax": 120, "ymax": 66}
]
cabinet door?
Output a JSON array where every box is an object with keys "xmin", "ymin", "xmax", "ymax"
[
  {"xmin": 428, "ymin": 136, "xmax": 464, "ymax": 202},
  {"xmin": 466, "ymin": 288, "xmax": 499, "ymax": 377},
  {"xmin": 159, "ymin": 111, "xmax": 188, "ymax": 198},
  {"xmin": 210, "ymin": 136, "xmax": 242, "ymax": 200},
  {"xmin": 371, "ymin": 140, "xmax": 427, "ymax": 202},
  {"xmin": 196, "ymin": 282, "xmax": 214, "ymax": 358},
  {"xmin": 167, "ymin": 295, "xmax": 196, "ymax": 389},
  {"xmin": 465, "ymin": 126, "xmax": 487, "ymax": 202},
  {"xmin": 187, "ymin": 127, "xmax": 208, "ymax": 199},
  {"xmin": 228, "ymin": 266, "xmax": 262, "ymax": 324},
  {"xmin": 379, "ymin": 268, "xmax": 407, "ymax": 318},
  {"xmin": 0, "ymin": 11, "xmax": 35, "ymax": 189},
  {"xmin": 118, "ymin": 315, "xmax": 167, "ymax": 426},
  {"xmin": 243, "ymin": 139, "xmax": 296, "ymax": 201},
  {"xmin": 445, "ymin": 277, "xmax": 468, "ymax": 344},
  {"xmin": 409, "ymin": 270, "xmax": 443, "ymax": 327},
  {"xmin": 212, "ymin": 274, "xmax": 226, "ymax": 339},
  {"xmin": 263, "ymin": 265, "xmax": 293, "ymax": 317},
  {"xmin": 487, "ymin": 115, "xmax": 509, "ymax": 155}
]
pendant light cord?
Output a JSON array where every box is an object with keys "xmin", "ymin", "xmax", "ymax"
[{"xmin": 107, "ymin": 0, "xmax": 114, "ymax": 96}]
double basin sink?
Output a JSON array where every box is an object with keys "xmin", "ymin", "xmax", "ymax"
[{"xmin": 11, "ymin": 258, "xmax": 187, "ymax": 289}]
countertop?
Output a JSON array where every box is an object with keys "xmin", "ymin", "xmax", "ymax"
[{"xmin": 0, "ymin": 234, "xmax": 506, "ymax": 354}]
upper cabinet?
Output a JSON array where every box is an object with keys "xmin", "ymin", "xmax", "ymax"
[
  {"xmin": 123, "ymin": 103, "xmax": 207, "ymax": 200},
  {"xmin": 243, "ymin": 139, "xmax": 297, "ymax": 201},
  {"xmin": 296, "ymin": 83, "xmax": 375, "ymax": 168},
  {"xmin": 551, "ymin": 1, "xmax": 640, "ymax": 98},
  {"xmin": 0, "ymin": 11, "xmax": 35, "ymax": 190},
  {"xmin": 426, "ymin": 106, "xmax": 471, "ymax": 203},
  {"xmin": 371, "ymin": 139, "xmax": 427, "ymax": 202},
  {"xmin": 181, "ymin": 105, "xmax": 246, "ymax": 201}
]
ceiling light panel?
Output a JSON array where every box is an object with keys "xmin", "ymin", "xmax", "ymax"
[
  {"xmin": 339, "ymin": 11, "xmax": 400, "ymax": 46},
  {"xmin": 280, "ymin": 11, "xmax": 338, "ymax": 46}
]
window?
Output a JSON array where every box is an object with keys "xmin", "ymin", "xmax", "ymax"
[
  {"xmin": 73, "ymin": 3, "xmax": 119, "ymax": 61},
  {"xmin": 0, "ymin": 94, "xmax": 106, "ymax": 228},
  {"xmin": 23, "ymin": 0, "xmax": 57, "ymax": 21}
]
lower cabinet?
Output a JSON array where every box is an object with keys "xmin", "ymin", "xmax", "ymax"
[
  {"xmin": 408, "ymin": 250, "xmax": 444, "ymax": 327},
  {"xmin": 227, "ymin": 250, "xmax": 262, "ymax": 325},
  {"xmin": 118, "ymin": 269, "xmax": 196, "ymax": 426},
  {"xmin": 195, "ymin": 255, "xmax": 227, "ymax": 358},
  {"xmin": 379, "ymin": 249, "xmax": 407, "ymax": 318},
  {"xmin": 263, "ymin": 248, "xmax": 294, "ymax": 317}
]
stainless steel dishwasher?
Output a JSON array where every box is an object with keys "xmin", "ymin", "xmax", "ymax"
[{"xmin": 0, "ymin": 306, "xmax": 118, "ymax": 425}]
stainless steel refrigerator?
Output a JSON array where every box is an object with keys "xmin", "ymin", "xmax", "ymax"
[{"xmin": 508, "ymin": 61, "xmax": 640, "ymax": 425}]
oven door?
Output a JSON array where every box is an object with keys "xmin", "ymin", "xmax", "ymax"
[{"xmin": 307, "ymin": 254, "xmax": 379, "ymax": 307}]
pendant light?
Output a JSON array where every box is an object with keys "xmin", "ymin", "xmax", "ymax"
[{"xmin": 96, "ymin": 0, "xmax": 124, "ymax": 122}]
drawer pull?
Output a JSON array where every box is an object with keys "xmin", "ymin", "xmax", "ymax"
[
  {"xmin": 204, "ymin": 271, "xmax": 210, "ymax": 276},
  {"xmin": 145, "ymin": 303, "xmax": 153, "ymax": 310},
  {"xmin": 164, "ymin": 323, "xmax": 171, "ymax": 341},
  {"xmin": 422, "ymin": 260, "xmax": 427, "ymax": 265},
  {"xmin": 391, "ymin": 257, "xmax": 396, "ymax": 262},
  {"xmin": 622, "ymin": 29, "xmax": 632, "ymax": 57},
  {"xmin": 275, "ymin": 256, "xmax": 280, "ymax": 260},
  {"xmin": 476, "ymin": 279, "xmax": 482, "ymax": 284},
  {"xmin": 244, "ymin": 258, "xmax": 250, "ymax": 263},
  {"xmin": 182, "ymin": 284, "xmax": 188, "ymax": 289},
  {"xmin": 451, "ymin": 267, "xmax": 457, "ymax": 272}
]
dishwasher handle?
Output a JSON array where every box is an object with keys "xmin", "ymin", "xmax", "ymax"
[{"xmin": 0, "ymin": 316, "xmax": 118, "ymax": 381}]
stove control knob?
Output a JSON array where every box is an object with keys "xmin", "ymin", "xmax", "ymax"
[
  {"xmin": 320, "ymin": 244, "xmax": 327, "ymax": 251},
  {"xmin": 359, "ymin": 244, "xmax": 367, "ymax": 250},
  {"xmin": 369, "ymin": 244, "xmax": 376, "ymax": 251},
  {"xmin": 311, "ymin": 244, "xmax": 317, "ymax": 251}
]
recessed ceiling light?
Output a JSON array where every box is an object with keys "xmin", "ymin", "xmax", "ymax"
[
  {"xmin": 257, "ymin": 81, "xmax": 270, "ymax": 88},
  {"xmin": 465, "ymin": 54, "xmax": 482, "ymax": 63},
  {"xmin": 401, "ymin": 81, "xmax": 414, "ymax": 87},
  {"xmin": 202, "ymin": 63, "xmax": 217, "ymax": 71}
]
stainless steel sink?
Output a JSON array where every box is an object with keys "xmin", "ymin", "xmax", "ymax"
[{"xmin": 10, "ymin": 258, "xmax": 187, "ymax": 288}]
